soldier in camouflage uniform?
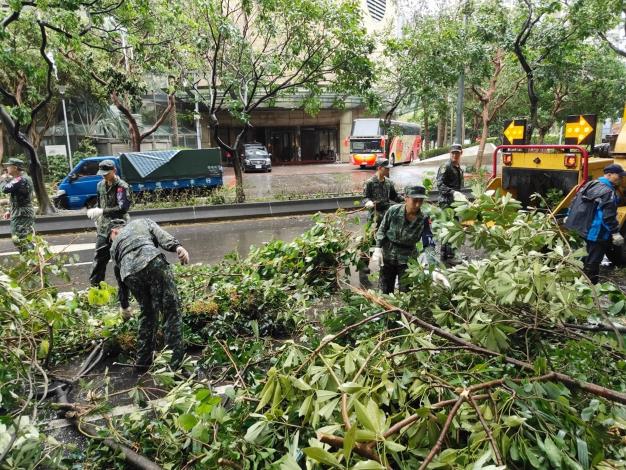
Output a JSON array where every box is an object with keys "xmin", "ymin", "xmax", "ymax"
[
  {"xmin": 1, "ymin": 158, "xmax": 35, "ymax": 252},
  {"xmin": 372, "ymin": 185, "xmax": 428, "ymax": 294},
  {"xmin": 359, "ymin": 159, "xmax": 402, "ymax": 287},
  {"xmin": 436, "ymin": 144, "xmax": 464, "ymax": 264},
  {"xmin": 87, "ymin": 160, "xmax": 132, "ymax": 312},
  {"xmin": 108, "ymin": 218, "xmax": 190, "ymax": 370}
]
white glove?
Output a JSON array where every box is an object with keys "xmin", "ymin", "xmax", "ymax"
[
  {"xmin": 176, "ymin": 246, "xmax": 190, "ymax": 265},
  {"xmin": 371, "ymin": 247, "xmax": 383, "ymax": 268},
  {"xmin": 86, "ymin": 208, "xmax": 103, "ymax": 220},
  {"xmin": 365, "ymin": 200, "xmax": 375, "ymax": 209},
  {"xmin": 453, "ymin": 191, "xmax": 467, "ymax": 202},
  {"xmin": 612, "ymin": 233, "xmax": 624, "ymax": 247}
]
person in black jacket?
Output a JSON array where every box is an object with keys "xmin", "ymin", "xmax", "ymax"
[
  {"xmin": 565, "ymin": 164, "xmax": 626, "ymax": 284},
  {"xmin": 436, "ymin": 144, "xmax": 464, "ymax": 264}
]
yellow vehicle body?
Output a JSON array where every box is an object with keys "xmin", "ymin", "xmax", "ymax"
[{"xmin": 487, "ymin": 106, "xmax": 626, "ymax": 224}]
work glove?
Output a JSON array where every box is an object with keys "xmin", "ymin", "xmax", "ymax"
[
  {"xmin": 453, "ymin": 191, "xmax": 467, "ymax": 202},
  {"xmin": 365, "ymin": 200, "xmax": 375, "ymax": 210},
  {"xmin": 176, "ymin": 246, "xmax": 190, "ymax": 265},
  {"xmin": 86, "ymin": 207, "xmax": 103, "ymax": 220},
  {"xmin": 2, "ymin": 211, "xmax": 10, "ymax": 220},
  {"xmin": 612, "ymin": 233, "xmax": 624, "ymax": 247},
  {"xmin": 371, "ymin": 247, "xmax": 383, "ymax": 268}
]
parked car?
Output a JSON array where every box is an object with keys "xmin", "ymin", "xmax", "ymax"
[
  {"xmin": 53, "ymin": 148, "xmax": 223, "ymax": 210},
  {"xmin": 241, "ymin": 144, "xmax": 272, "ymax": 172}
]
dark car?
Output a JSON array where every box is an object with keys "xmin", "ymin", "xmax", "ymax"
[{"xmin": 241, "ymin": 144, "xmax": 272, "ymax": 172}]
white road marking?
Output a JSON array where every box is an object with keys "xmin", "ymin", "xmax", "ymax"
[{"xmin": 0, "ymin": 242, "xmax": 95, "ymax": 257}]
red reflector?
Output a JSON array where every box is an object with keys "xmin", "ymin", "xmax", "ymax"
[
  {"xmin": 503, "ymin": 153, "xmax": 513, "ymax": 166},
  {"xmin": 564, "ymin": 154, "xmax": 577, "ymax": 168}
]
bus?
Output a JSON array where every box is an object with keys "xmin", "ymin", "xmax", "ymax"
[{"xmin": 349, "ymin": 118, "xmax": 422, "ymax": 168}]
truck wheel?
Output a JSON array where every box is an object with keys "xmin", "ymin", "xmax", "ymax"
[{"xmin": 85, "ymin": 197, "xmax": 98, "ymax": 209}]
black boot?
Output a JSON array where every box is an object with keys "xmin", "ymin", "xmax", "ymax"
[{"xmin": 583, "ymin": 262, "xmax": 600, "ymax": 284}]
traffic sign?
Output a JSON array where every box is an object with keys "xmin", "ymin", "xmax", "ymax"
[
  {"xmin": 502, "ymin": 119, "xmax": 527, "ymax": 145},
  {"xmin": 564, "ymin": 114, "xmax": 596, "ymax": 146}
]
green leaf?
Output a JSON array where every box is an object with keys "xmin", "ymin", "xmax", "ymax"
[
  {"xmin": 343, "ymin": 424, "xmax": 356, "ymax": 461},
  {"xmin": 383, "ymin": 439, "xmax": 406, "ymax": 452},
  {"xmin": 354, "ymin": 399, "xmax": 378, "ymax": 433},
  {"xmin": 340, "ymin": 382, "xmax": 364, "ymax": 393},
  {"xmin": 303, "ymin": 447, "xmax": 342, "ymax": 467},
  {"xmin": 177, "ymin": 413, "xmax": 198, "ymax": 432},
  {"xmin": 350, "ymin": 460, "xmax": 386, "ymax": 469},
  {"xmin": 543, "ymin": 436, "xmax": 562, "ymax": 468},
  {"xmin": 244, "ymin": 421, "xmax": 268, "ymax": 444}
]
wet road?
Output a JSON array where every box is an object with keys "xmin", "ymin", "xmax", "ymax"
[
  {"xmin": 0, "ymin": 215, "xmax": 343, "ymax": 291},
  {"xmin": 223, "ymin": 162, "xmax": 442, "ymax": 199}
]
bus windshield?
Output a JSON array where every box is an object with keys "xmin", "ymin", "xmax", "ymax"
[
  {"xmin": 351, "ymin": 119, "xmax": 382, "ymax": 137},
  {"xmin": 350, "ymin": 139, "xmax": 383, "ymax": 153}
]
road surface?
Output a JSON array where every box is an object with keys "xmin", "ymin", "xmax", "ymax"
[{"xmin": 0, "ymin": 214, "xmax": 357, "ymax": 290}]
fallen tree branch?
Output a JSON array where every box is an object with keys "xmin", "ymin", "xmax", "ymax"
[
  {"xmin": 467, "ymin": 394, "xmax": 503, "ymax": 466},
  {"xmin": 418, "ymin": 394, "xmax": 466, "ymax": 470},
  {"xmin": 318, "ymin": 433, "xmax": 389, "ymax": 468},
  {"xmin": 358, "ymin": 288, "xmax": 626, "ymax": 406},
  {"xmin": 294, "ymin": 308, "xmax": 398, "ymax": 374},
  {"xmin": 382, "ymin": 394, "xmax": 490, "ymax": 439},
  {"xmin": 56, "ymin": 389, "xmax": 163, "ymax": 470}
]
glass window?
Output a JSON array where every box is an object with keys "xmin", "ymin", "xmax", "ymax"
[
  {"xmin": 351, "ymin": 119, "xmax": 382, "ymax": 137},
  {"xmin": 350, "ymin": 139, "xmax": 383, "ymax": 153},
  {"xmin": 76, "ymin": 161, "xmax": 100, "ymax": 178}
]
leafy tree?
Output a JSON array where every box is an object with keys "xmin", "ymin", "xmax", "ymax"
[
  {"xmin": 0, "ymin": 0, "xmax": 135, "ymax": 213},
  {"xmin": 463, "ymin": 0, "xmax": 525, "ymax": 167},
  {"xmin": 379, "ymin": 10, "xmax": 464, "ymax": 153},
  {"xmin": 71, "ymin": 0, "xmax": 193, "ymax": 152},
  {"xmin": 187, "ymin": 0, "xmax": 374, "ymax": 202}
]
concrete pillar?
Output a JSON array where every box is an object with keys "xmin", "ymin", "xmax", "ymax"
[{"xmin": 339, "ymin": 110, "xmax": 353, "ymax": 163}]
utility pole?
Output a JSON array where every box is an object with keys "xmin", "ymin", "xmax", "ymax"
[
  {"xmin": 455, "ymin": 73, "xmax": 464, "ymax": 145},
  {"xmin": 455, "ymin": 2, "xmax": 469, "ymax": 145}
]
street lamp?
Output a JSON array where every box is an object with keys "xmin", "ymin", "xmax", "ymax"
[{"xmin": 58, "ymin": 85, "xmax": 73, "ymax": 169}]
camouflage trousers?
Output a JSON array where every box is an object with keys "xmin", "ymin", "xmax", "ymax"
[
  {"xmin": 358, "ymin": 214, "xmax": 382, "ymax": 285},
  {"xmin": 11, "ymin": 215, "xmax": 35, "ymax": 252},
  {"xmin": 379, "ymin": 262, "xmax": 409, "ymax": 294},
  {"xmin": 124, "ymin": 255, "xmax": 183, "ymax": 368}
]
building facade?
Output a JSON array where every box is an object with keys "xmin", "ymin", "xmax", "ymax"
[{"xmin": 200, "ymin": 0, "xmax": 399, "ymax": 164}]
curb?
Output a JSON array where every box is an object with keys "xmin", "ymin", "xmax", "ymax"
[{"xmin": 0, "ymin": 190, "xmax": 458, "ymax": 237}]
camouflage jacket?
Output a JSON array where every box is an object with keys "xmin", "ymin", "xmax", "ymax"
[
  {"xmin": 1, "ymin": 173, "xmax": 35, "ymax": 219},
  {"xmin": 110, "ymin": 218, "xmax": 181, "ymax": 281},
  {"xmin": 375, "ymin": 203, "xmax": 426, "ymax": 265},
  {"xmin": 96, "ymin": 176, "xmax": 131, "ymax": 237},
  {"xmin": 363, "ymin": 176, "xmax": 402, "ymax": 222},
  {"xmin": 436, "ymin": 161, "xmax": 463, "ymax": 205}
]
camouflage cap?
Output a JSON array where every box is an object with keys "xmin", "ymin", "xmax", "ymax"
[
  {"xmin": 107, "ymin": 218, "xmax": 127, "ymax": 237},
  {"xmin": 404, "ymin": 185, "xmax": 428, "ymax": 199},
  {"xmin": 450, "ymin": 143, "xmax": 463, "ymax": 153},
  {"xmin": 375, "ymin": 159, "xmax": 392, "ymax": 169},
  {"xmin": 2, "ymin": 157, "xmax": 25, "ymax": 169},
  {"xmin": 97, "ymin": 159, "xmax": 116, "ymax": 175}
]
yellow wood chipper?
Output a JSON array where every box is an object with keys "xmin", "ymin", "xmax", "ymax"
[{"xmin": 487, "ymin": 108, "xmax": 626, "ymax": 229}]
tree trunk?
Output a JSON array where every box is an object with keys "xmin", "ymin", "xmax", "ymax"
[
  {"xmin": 111, "ymin": 92, "xmax": 141, "ymax": 151},
  {"xmin": 423, "ymin": 104, "xmax": 430, "ymax": 151},
  {"xmin": 437, "ymin": 115, "xmax": 445, "ymax": 148},
  {"xmin": 0, "ymin": 124, "xmax": 4, "ymax": 162},
  {"xmin": 210, "ymin": 117, "xmax": 247, "ymax": 203},
  {"xmin": 538, "ymin": 127, "xmax": 548, "ymax": 144},
  {"xmin": 171, "ymin": 96, "xmax": 179, "ymax": 148},
  {"xmin": 474, "ymin": 106, "xmax": 490, "ymax": 170},
  {"xmin": 0, "ymin": 106, "xmax": 55, "ymax": 214}
]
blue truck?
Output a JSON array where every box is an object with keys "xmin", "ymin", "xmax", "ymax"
[{"xmin": 53, "ymin": 148, "xmax": 224, "ymax": 210}]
